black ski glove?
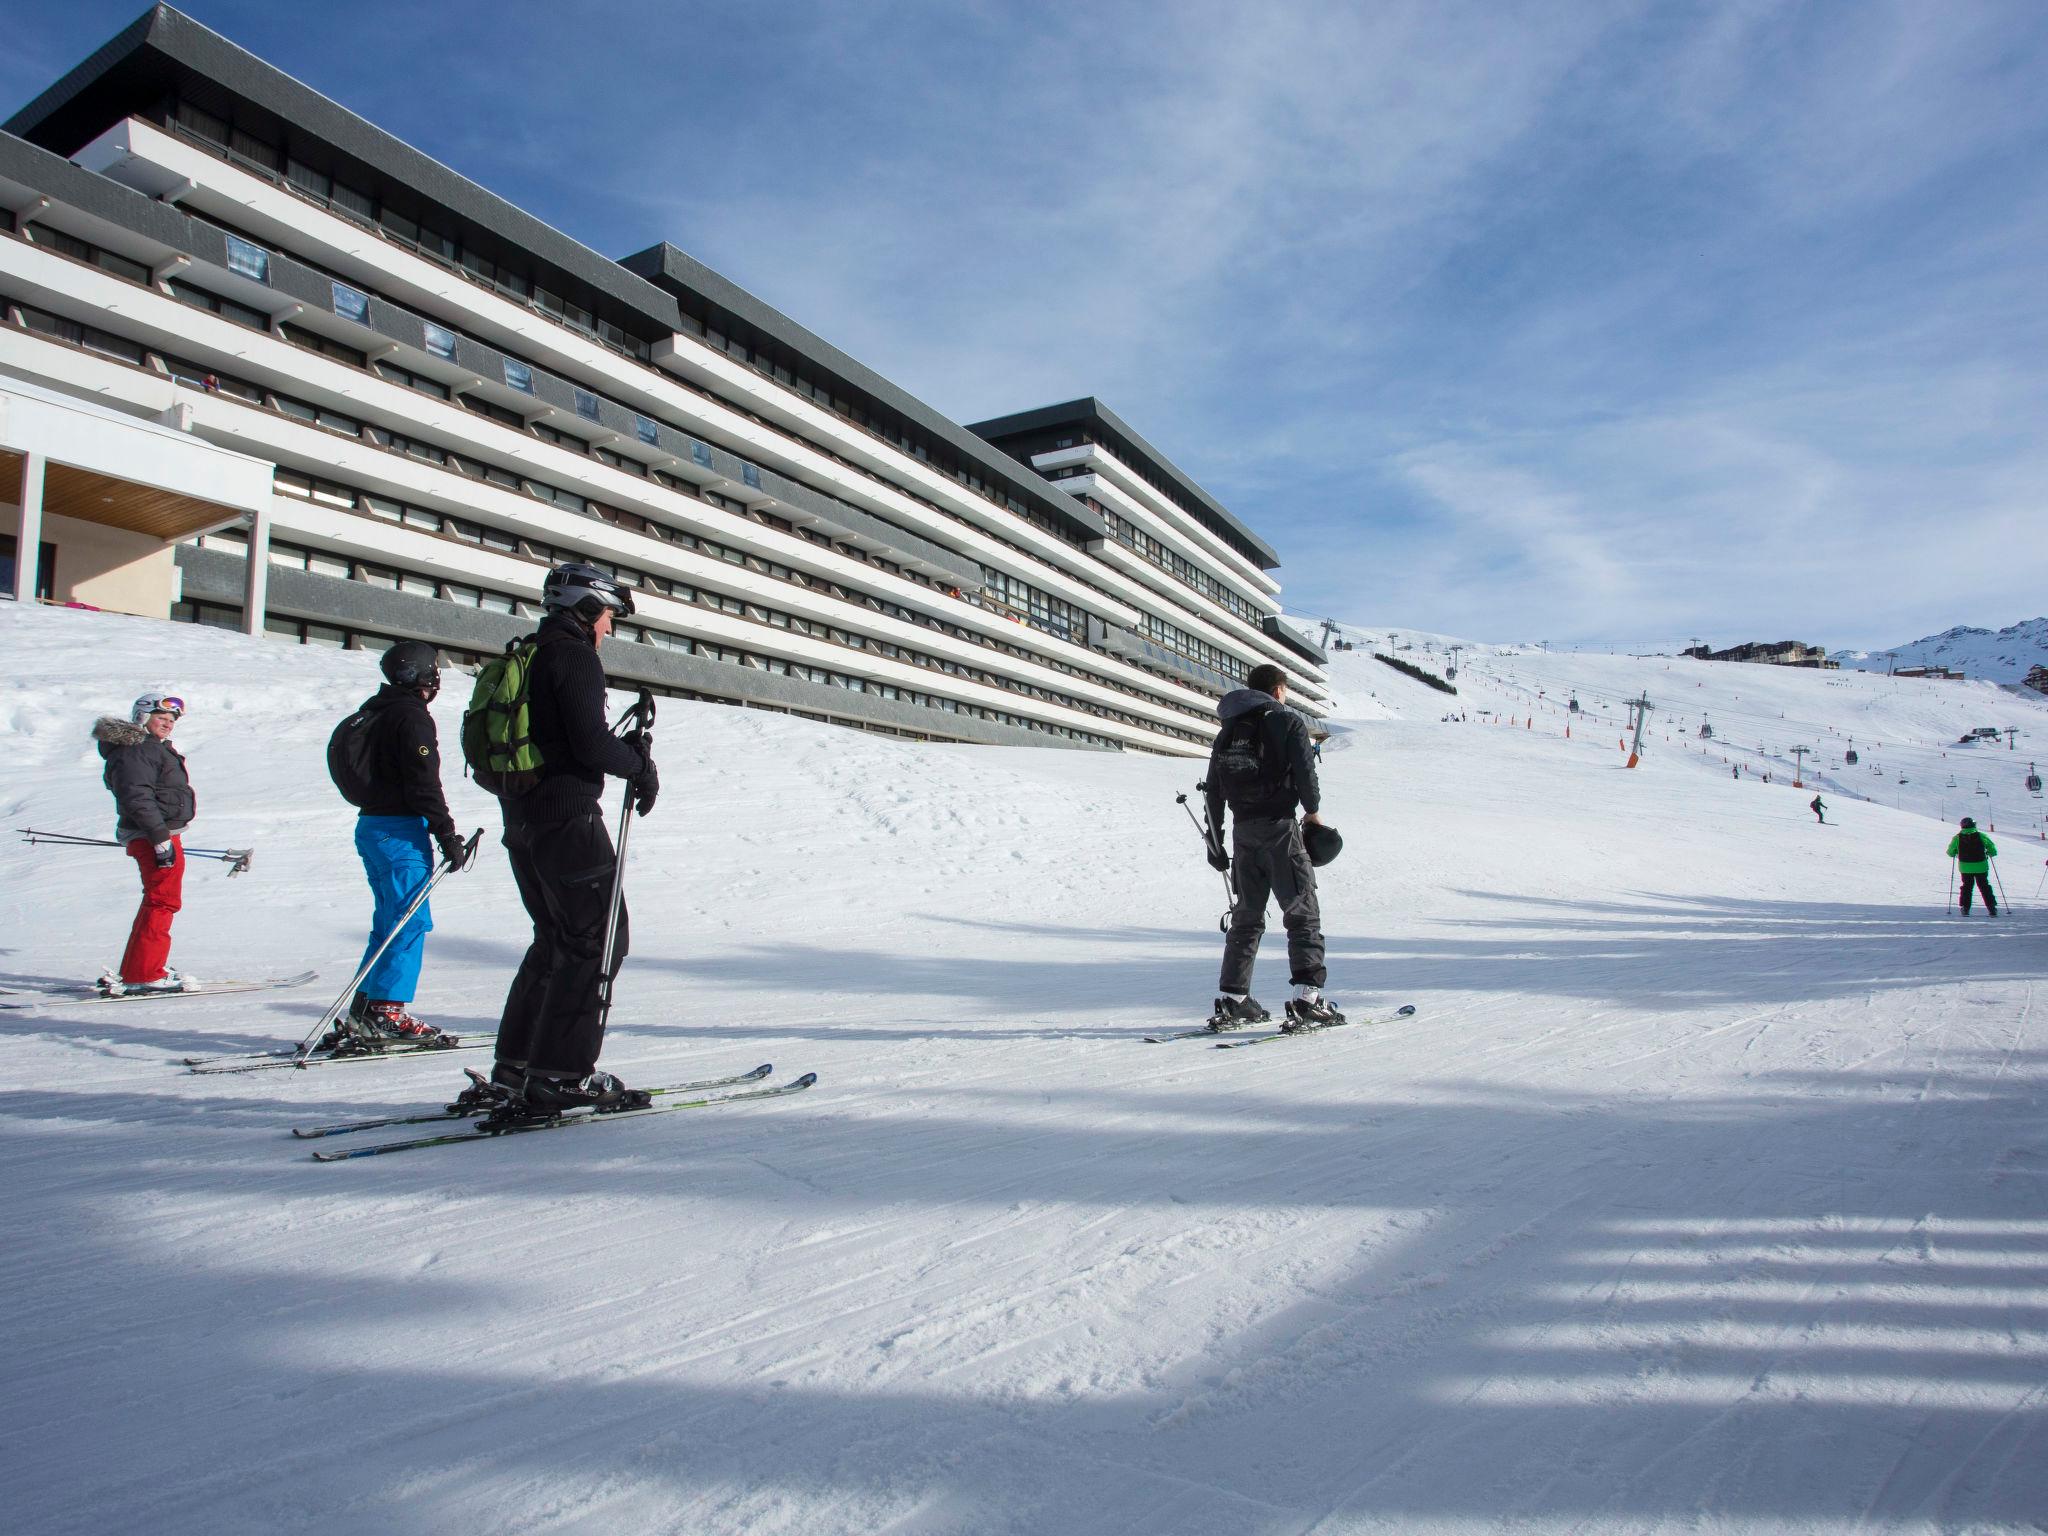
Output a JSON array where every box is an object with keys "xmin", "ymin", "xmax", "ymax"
[
  {"xmin": 152, "ymin": 840, "xmax": 177, "ymax": 870},
  {"xmin": 631, "ymin": 748, "xmax": 659, "ymax": 818},
  {"xmin": 1205, "ymin": 843, "xmax": 1230, "ymax": 874},
  {"xmin": 436, "ymin": 830, "xmax": 469, "ymax": 871}
]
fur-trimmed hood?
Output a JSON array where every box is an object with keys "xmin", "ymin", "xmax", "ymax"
[{"xmin": 92, "ymin": 716, "xmax": 151, "ymax": 748}]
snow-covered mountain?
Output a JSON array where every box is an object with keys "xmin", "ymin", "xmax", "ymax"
[
  {"xmin": 3, "ymin": 600, "xmax": 2044, "ymax": 1533},
  {"xmin": 1833, "ymin": 616, "xmax": 2048, "ymax": 682}
]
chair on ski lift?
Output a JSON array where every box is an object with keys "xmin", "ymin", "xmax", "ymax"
[
  {"xmin": 1845, "ymin": 749, "xmax": 1858, "ymax": 765},
  {"xmin": 2027, "ymin": 763, "xmax": 2043, "ymax": 793}
]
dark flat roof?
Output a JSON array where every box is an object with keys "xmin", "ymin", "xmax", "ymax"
[
  {"xmin": 7, "ymin": 5, "xmax": 1103, "ymax": 547},
  {"xmin": 6, "ymin": 4, "xmax": 685, "ymax": 340},
  {"xmin": 967, "ymin": 397, "xmax": 1280, "ymax": 570}
]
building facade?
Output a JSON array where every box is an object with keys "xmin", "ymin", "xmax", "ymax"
[{"xmin": 1, "ymin": 5, "xmax": 1329, "ymax": 756}]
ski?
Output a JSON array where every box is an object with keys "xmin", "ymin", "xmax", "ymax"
[
  {"xmin": 291, "ymin": 1063, "xmax": 775, "ymax": 1139},
  {"xmin": 1145, "ymin": 1021, "xmax": 1265, "ymax": 1043},
  {"xmin": 0, "ymin": 969, "xmax": 318, "ymax": 1011},
  {"xmin": 1214, "ymin": 1002, "xmax": 1417, "ymax": 1049},
  {"xmin": 186, "ymin": 1037, "xmax": 489, "ymax": 1076},
  {"xmin": 312, "ymin": 1072, "xmax": 819, "ymax": 1161}
]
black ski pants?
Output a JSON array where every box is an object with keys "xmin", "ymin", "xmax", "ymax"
[
  {"xmin": 496, "ymin": 809, "xmax": 628, "ymax": 1078},
  {"xmin": 1959, "ymin": 872, "xmax": 1997, "ymax": 913},
  {"xmin": 1219, "ymin": 815, "xmax": 1326, "ymax": 994}
]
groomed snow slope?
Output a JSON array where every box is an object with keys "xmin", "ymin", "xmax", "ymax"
[{"xmin": 2, "ymin": 601, "xmax": 2043, "ymax": 1535}]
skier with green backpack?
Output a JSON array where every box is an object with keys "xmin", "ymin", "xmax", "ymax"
[{"xmin": 459, "ymin": 562, "xmax": 660, "ymax": 1119}]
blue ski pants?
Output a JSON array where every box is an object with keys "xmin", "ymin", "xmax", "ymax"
[{"xmin": 355, "ymin": 815, "xmax": 434, "ymax": 1003}]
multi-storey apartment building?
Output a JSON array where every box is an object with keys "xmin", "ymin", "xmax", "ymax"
[{"xmin": 0, "ymin": 5, "xmax": 1329, "ymax": 756}]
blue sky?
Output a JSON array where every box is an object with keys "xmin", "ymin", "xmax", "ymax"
[{"xmin": 7, "ymin": 0, "xmax": 2046, "ymax": 650}]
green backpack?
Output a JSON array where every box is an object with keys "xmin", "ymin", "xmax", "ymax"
[{"xmin": 461, "ymin": 635, "xmax": 544, "ymax": 797}]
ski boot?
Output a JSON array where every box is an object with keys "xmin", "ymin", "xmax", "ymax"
[
  {"xmin": 1206, "ymin": 994, "xmax": 1271, "ymax": 1033},
  {"xmin": 486, "ymin": 1070, "xmax": 653, "ymax": 1129},
  {"xmin": 98, "ymin": 967, "xmax": 198, "ymax": 998},
  {"xmin": 351, "ymin": 1001, "xmax": 455, "ymax": 1048},
  {"xmin": 1281, "ymin": 989, "xmax": 1345, "ymax": 1033}
]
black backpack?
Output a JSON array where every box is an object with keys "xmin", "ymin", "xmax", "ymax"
[
  {"xmin": 1956, "ymin": 830, "xmax": 1986, "ymax": 862},
  {"xmin": 1212, "ymin": 709, "xmax": 1284, "ymax": 806},
  {"xmin": 326, "ymin": 706, "xmax": 383, "ymax": 810}
]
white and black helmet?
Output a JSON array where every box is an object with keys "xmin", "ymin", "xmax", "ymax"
[
  {"xmin": 542, "ymin": 561, "xmax": 636, "ymax": 621},
  {"xmin": 130, "ymin": 690, "xmax": 187, "ymax": 723}
]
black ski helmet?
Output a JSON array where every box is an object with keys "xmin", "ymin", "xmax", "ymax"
[
  {"xmin": 1303, "ymin": 821, "xmax": 1343, "ymax": 867},
  {"xmin": 1959, "ymin": 816, "xmax": 1976, "ymax": 829},
  {"xmin": 381, "ymin": 639, "xmax": 441, "ymax": 690},
  {"xmin": 542, "ymin": 561, "xmax": 636, "ymax": 623}
]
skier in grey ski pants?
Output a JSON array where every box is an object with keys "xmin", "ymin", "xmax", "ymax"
[{"xmin": 1219, "ymin": 815, "xmax": 1326, "ymax": 994}]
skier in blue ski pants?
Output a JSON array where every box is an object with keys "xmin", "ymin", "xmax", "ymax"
[{"xmin": 333, "ymin": 640, "xmax": 467, "ymax": 1039}]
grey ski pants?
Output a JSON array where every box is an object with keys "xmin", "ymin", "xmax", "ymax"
[{"xmin": 1219, "ymin": 815, "xmax": 1326, "ymax": 993}]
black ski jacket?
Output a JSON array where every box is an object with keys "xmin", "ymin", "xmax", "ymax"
[
  {"xmin": 350, "ymin": 685, "xmax": 458, "ymax": 842},
  {"xmin": 93, "ymin": 717, "xmax": 196, "ymax": 845},
  {"xmin": 508, "ymin": 613, "xmax": 647, "ymax": 825},
  {"xmin": 1205, "ymin": 687, "xmax": 1320, "ymax": 828}
]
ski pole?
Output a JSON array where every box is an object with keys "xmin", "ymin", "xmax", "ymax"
[
  {"xmin": 1176, "ymin": 787, "xmax": 1236, "ymax": 932},
  {"xmin": 2034, "ymin": 862, "xmax": 2047, "ymax": 901},
  {"xmin": 595, "ymin": 690, "xmax": 654, "ymax": 1041},
  {"xmin": 296, "ymin": 828, "xmax": 482, "ymax": 1056},
  {"xmin": 17, "ymin": 828, "xmax": 254, "ymax": 875},
  {"xmin": 1991, "ymin": 860, "xmax": 2011, "ymax": 913},
  {"xmin": 1948, "ymin": 856, "xmax": 1956, "ymax": 915}
]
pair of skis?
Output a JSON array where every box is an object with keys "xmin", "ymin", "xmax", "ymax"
[
  {"xmin": 304, "ymin": 1064, "xmax": 819, "ymax": 1161},
  {"xmin": 0, "ymin": 969, "xmax": 317, "ymax": 1012},
  {"xmin": 185, "ymin": 1036, "xmax": 486, "ymax": 1076},
  {"xmin": 1144, "ymin": 1002, "xmax": 1417, "ymax": 1047}
]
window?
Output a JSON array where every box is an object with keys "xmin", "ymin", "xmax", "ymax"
[
  {"xmin": 574, "ymin": 388, "xmax": 600, "ymax": 422},
  {"xmin": 287, "ymin": 158, "xmax": 330, "ymax": 199},
  {"xmin": 331, "ymin": 281, "xmax": 370, "ymax": 323},
  {"xmin": 373, "ymin": 360, "xmax": 450, "ymax": 400},
  {"xmin": 168, "ymin": 280, "xmax": 268, "ymax": 331},
  {"xmin": 741, "ymin": 464, "xmax": 762, "ymax": 490},
  {"xmin": 282, "ymin": 324, "xmax": 366, "ymax": 366},
  {"xmin": 175, "ymin": 99, "xmax": 227, "ymax": 145},
  {"xmin": 422, "ymin": 321, "xmax": 456, "ymax": 360},
  {"xmin": 691, "ymin": 441, "xmax": 713, "ymax": 469},
  {"xmin": 225, "ymin": 234, "xmax": 270, "ymax": 284},
  {"xmin": 503, "ymin": 359, "xmax": 533, "ymax": 394},
  {"xmin": 635, "ymin": 414, "xmax": 659, "ymax": 446},
  {"xmin": 331, "ymin": 182, "xmax": 376, "ymax": 223}
]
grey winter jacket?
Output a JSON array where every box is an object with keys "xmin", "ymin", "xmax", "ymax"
[
  {"xmin": 93, "ymin": 717, "xmax": 196, "ymax": 845},
  {"xmin": 1205, "ymin": 688, "xmax": 1320, "ymax": 827}
]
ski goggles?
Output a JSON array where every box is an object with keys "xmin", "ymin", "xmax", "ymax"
[{"xmin": 149, "ymin": 696, "xmax": 186, "ymax": 718}]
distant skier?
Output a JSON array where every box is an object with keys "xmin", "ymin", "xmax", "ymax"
[
  {"xmin": 1203, "ymin": 664, "xmax": 1338, "ymax": 1032},
  {"xmin": 485, "ymin": 563, "xmax": 659, "ymax": 1118},
  {"xmin": 91, "ymin": 691, "xmax": 197, "ymax": 995},
  {"xmin": 1810, "ymin": 795, "xmax": 1827, "ymax": 823},
  {"xmin": 1948, "ymin": 817, "xmax": 1999, "ymax": 916},
  {"xmin": 331, "ymin": 641, "xmax": 469, "ymax": 1043}
]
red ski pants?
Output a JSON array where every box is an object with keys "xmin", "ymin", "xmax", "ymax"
[{"xmin": 120, "ymin": 835, "xmax": 184, "ymax": 983}]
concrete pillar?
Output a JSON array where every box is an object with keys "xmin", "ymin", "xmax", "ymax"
[
  {"xmin": 11, "ymin": 450, "xmax": 44, "ymax": 603},
  {"xmin": 241, "ymin": 503, "xmax": 271, "ymax": 636}
]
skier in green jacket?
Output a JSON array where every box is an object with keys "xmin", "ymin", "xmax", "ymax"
[{"xmin": 1947, "ymin": 817, "xmax": 1998, "ymax": 916}]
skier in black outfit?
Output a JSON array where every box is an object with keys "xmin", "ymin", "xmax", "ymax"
[
  {"xmin": 341, "ymin": 640, "xmax": 469, "ymax": 1042},
  {"xmin": 489, "ymin": 563, "xmax": 659, "ymax": 1117},
  {"xmin": 1203, "ymin": 663, "xmax": 1338, "ymax": 1032}
]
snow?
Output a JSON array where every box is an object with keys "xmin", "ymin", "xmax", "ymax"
[{"xmin": 3, "ymin": 600, "xmax": 2045, "ymax": 1534}]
